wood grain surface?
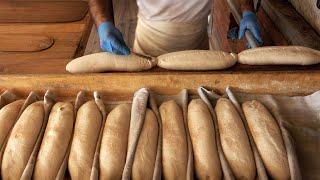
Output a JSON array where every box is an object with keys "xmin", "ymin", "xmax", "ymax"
[
  {"xmin": 0, "ymin": 34, "xmax": 54, "ymax": 52},
  {"xmin": 262, "ymin": 0, "xmax": 320, "ymax": 50},
  {"xmin": 0, "ymin": 1, "xmax": 88, "ymax": 23},
  {"xmin": 0, "ymin": 14, "xmax": 91, "ymax": 73},
  {"xmin": 0, "ymin": 72, "xmax": 318, "ymax": 101}
]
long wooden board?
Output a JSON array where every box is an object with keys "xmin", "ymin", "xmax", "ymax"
[
  {"xmin": 262, "ymin": 0, "xmax": 320, "ymax": 50},
  {"xmin": 0, "ymin": 1, "xmax": 88, "ymax": 23},
  {"xmin": 0, "ymin": 34, "xmax": 54, "ymax": 52},
  {"xmin": 0, "ymin": 72, "xmax": 318, "ymax": 101}
]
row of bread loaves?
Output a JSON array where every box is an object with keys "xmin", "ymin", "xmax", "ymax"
[{"xmin": 0, "ymin": 97, "xmax": 291, "ymax": 180}]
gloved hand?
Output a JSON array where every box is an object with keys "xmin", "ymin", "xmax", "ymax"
[
  {"xmin": 239, "ymin": 11, "xmax": 263, "ymax": 47},
  {"xmin": 98, "ymin": 21, "xmax": 130, "ymax": 55}
]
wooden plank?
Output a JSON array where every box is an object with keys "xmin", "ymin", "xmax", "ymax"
[
  {"xmin": 74, "ymin": 13, "xmax": 94, "ymax": 58},
  {"xmin": 256, "ymin": 8, "xmax": 288, "ymax": 46},
  {"xmin": 0, "ymin": 34, "xmax": 54, "ymax": 52},
  {"xmin": 262, "ymin": 0, "xmax": 320, "ymax": 50},
  {"xmin": 0, "ymin": 33, "xmax": 82, "ymax": 74},
  {"xmin": 0, "ymin": 72, "xmax": 318, "ymax": 101},
  {"xmin": 113, "ymin": 0, "xmax": 138, "ymax": 48},
  {"xmin": 0, "ymin": 17, "xmax": 88, "ymax": 73},
  {"xmin": 84, "ymin": 25, "xmax": 101, "ymax": 55},
  {"xmin": 0, "ymin": 1, "xmax": 88, "ymax": 23}
]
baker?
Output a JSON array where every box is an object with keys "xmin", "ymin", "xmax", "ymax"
[{"xmin": 89, "ymin": 0, "xmax": 263, "ymax": 56}]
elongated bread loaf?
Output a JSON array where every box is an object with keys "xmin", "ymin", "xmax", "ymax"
[
  {"xmin": 1, "ymin": 101, "xmax": 44, "ymax": 179},
  {"xmin": 66, "ymin": 52, "xmax": 157, "ymax": 73},
  {"xmin": 187, "ymin": 99, "xmax": 222, "ymax": 180},
  {"xmin": 132, "ymin": 109, "xmax": 159, "ymax": 180},
  {"xmin": 68, "ymin": 101, "xmax": 102, "ymax": 180},
  {"xmin": 99, "ymin": 104, "xmax": 131, "ymax": 180},
  {"xmin": 34, "ymin": 102, "xmax": 74, "ymax": 180},
  {"xmin": 242, "ymin": 100, "xmax": 290, "ymax": 180},
  {"xmin": 0, "ymin": 99, "xmax": 24, "ymax": 149},
  {"xmin": 159, "ymin": 100, "xmax": 188, "ymax": 180},
  {"xmin": 238, "ymin": 46, "xmax": 320, "ymax": 65},
  {"xmin": 215, "ymin": 98, "xmax": 256, "ymax": 180},
  {"xmin": 157, "ymin": 50, "xmax": 237, "ymax": 70}
]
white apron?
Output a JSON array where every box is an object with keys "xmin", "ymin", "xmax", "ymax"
[{"xmin": 133, "ymin": 0, "xmax": 211, "ymax": 56}]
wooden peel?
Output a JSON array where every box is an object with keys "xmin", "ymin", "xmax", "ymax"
[
  {"xmin": 0, "ymin": 1, "xmax": 88, "ymax": 23},
  {"xmin": 0, "ymin": 34, "xmax": 54, "ymax": 52}
]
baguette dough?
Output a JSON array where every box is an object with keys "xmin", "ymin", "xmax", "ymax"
[
  {"xmin": 157, "ymin": 50, "xmax": 237, "ymax": 70},
  {"xmin": 99, "ymin": 104, "xmax": 131, "ymax": 180},
  {"xmin": 160, "ymin": 100, "xmax": 188, "ymax": 180},
  {"xmin": 242, "ymin": 100, "xmax": 290, "ymax": 180},
  {"xmin": 132, "ymin": 109, "xmax": 159, "ymax": 180},
  {"xmin": 238, "ymin": 46, "xmax": 320, "ymax": 65},
  {"xmin": 34, "ymin": 102, "xmax": 74, "ymax": 180},
  {"xmin": 68, "ymin": 101, "xmax": 102, "ymax": 180},
  {"xmin": 215, "ymin": 98, "xmax": 256, "ymax": 180},
  {"xmin": 1, "ymin": 101, "xmax": 44, "ymax": 180},
  {"xmin": 66, "ymin": 52, "xmax": 156, "ymax": 73},
  {"xmin": 0, "ymin": 99, "xmax": 24, "ymax": 149},
  {"xmin": 188, "ymin": 99, "xmax": 222, "ymax": 180}
]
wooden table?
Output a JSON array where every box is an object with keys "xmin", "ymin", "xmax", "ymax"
[{"xmin": 0, "ymin": 70, "xmax": 318, "ymax": 101}]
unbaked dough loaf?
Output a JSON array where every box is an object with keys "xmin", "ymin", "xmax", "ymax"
[
  {"xmin": 188, "ymin": 99, "xmax": 222, "ymax": 180},
  {"xmin": 159, "ymin": 100, "xmax": 188, "ymax": 180},
  {"xmin": 0, "ymin": 99, "xmax": 24, "ymax": 149},
  {"xmin": 215, "ymin": 98, "xmax": 256, "ymax": 180},
  {"xmin": 66, "ymin": 52, "xmax": 156, "ymax": 73},
  {"xmin": 157, "ymin": 50, "xmax": 238, "ymax": 70},
  {"xmin": 34, "ymin": 102, "xmax": 74, "ymax": 180},
  {"xmin": 68, "ymin": 101, "xmax": 102, "ymax": 180},
  {"xmin": 132, "ymin": 109, "xmax": 159, "ymax": 180},
  {"xmin": 99, "ymin": 104, "xmax": 131, "ymax": 180},
  {"xmin": 1, "ymin": 101, "xmax": 44, "ymax": 180},
  {"xmin": 238, "ymin": 46, "xmax": 320, "ymax": 65},
  {"xmin": 242, "ymin": 100, "xmax": 290, "ymax": 180}
]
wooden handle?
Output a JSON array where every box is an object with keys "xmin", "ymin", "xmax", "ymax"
[
  {"xmin": 227, "ymin": 0, "xmax": 259, "ymax": 48},
  {"xmin": 0, "ymin": 1, "xmax": 88, "ymax": 23},
  {"xmin": 0, "ymin": 34, "xmax": 54, "ymax": 52}
]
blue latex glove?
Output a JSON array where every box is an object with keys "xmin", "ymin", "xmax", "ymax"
[
  {"xmin": 239, "ymin": 11, "xmax": 263, "ymax": 47},
  {"xmin": 98, "ymin": 22, "xmax": 130, "ymax": 55}
]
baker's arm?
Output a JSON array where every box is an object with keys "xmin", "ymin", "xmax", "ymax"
[
  {"xmin": 88, "ymin": 0, "xmax": 130, "ymax": 55},
  {"xmin": 89, "ymin": 0, "xmax": 114, "ymax": 25},
  {"xmin": 239, "ymin": 0, "xmax": 254, "ymax": 12},
  {"xmin": 238, "ymin": 0, "xmax": 263, "ymax": 47}
]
